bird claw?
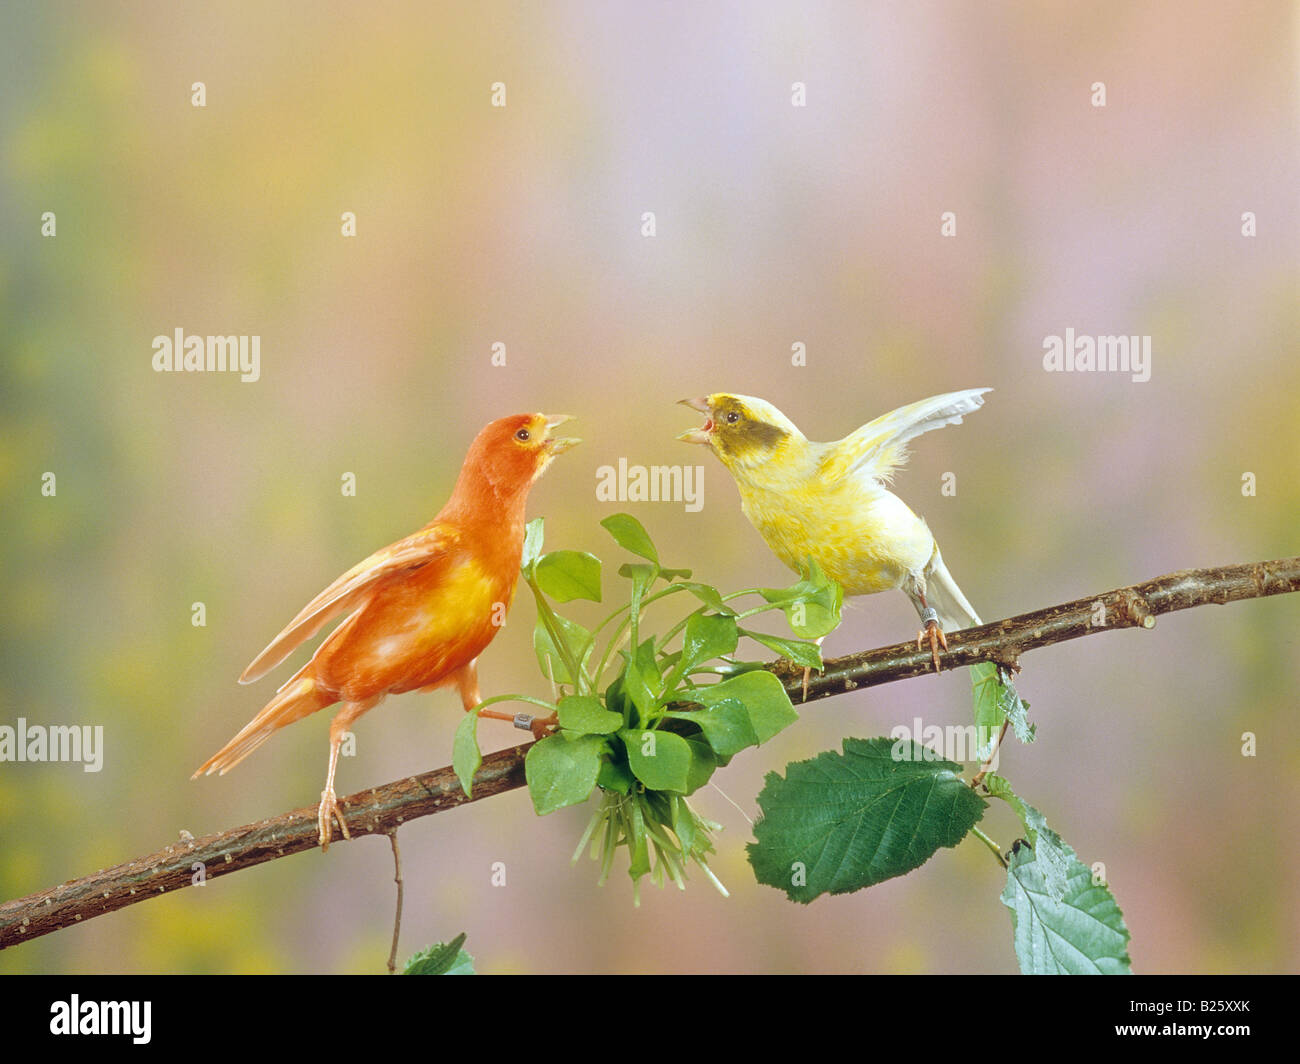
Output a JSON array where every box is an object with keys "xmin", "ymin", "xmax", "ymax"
[
  {"xmin": 529, "ymin": 712, "xmax": 558, "ymax": 741},
  {"xmin": 318, "ymin": 788, "xmax": 351, "ymax": 852},
  {"xmin": 916, "ymin": 620, "xmax": 948, "ymax": 672}
]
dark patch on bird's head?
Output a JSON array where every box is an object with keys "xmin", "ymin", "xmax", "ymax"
[{"xmin": 677, "ymin": 393, "xmax": 800, "ymax": 471}]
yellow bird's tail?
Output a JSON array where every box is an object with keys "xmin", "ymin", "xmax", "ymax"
[{"xmin": 926, "ymin": 547, "xmax": 981, "ymax": 632}]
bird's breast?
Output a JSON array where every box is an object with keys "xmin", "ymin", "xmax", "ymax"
[
  {"xmin": 320, "ymin": 551, "xmax": 517, "ymax": 699},
  {"xmin": 738, "ymin": 477, "xmax": 933, "ymax": 596}
]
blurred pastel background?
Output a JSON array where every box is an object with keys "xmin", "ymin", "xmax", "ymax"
[{"xmin": 2, "ymin": 1, "xmax": 1297, "ymax": 974}]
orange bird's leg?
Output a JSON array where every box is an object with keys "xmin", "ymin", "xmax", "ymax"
[
  {"xmin": 451, "ymin": 660, "xmax": 556, "ymax": 740},
  {"xmin": 319, "ymin": 698, "xmax": 378, "ymax": 852}
]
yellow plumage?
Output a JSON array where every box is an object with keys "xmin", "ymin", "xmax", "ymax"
[{"xmin": 678, "ymin": 389, "xmax": 988, "ymax": 666}]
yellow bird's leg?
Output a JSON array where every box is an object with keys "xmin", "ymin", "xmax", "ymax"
[
  {"xmin": 915, "ymin": 598, "xmax": 948, "ymax": 672},
  {"xmin": 319, "ymin": 699, "xmax": 376, "ymax": 852}
]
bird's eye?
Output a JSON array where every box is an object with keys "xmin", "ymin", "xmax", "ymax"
[
  {"xmin": 726, "ymin": 411, "xmax": 740, "ymax": 424},
  {"xmin": 516, "ymin": 428, "xmax": 531, "ymax": 441}
]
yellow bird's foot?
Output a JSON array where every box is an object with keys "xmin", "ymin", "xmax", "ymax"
[
  {"xmin": 318, "ymin": 788, "xmax": 351, "ymax": 852},
  {"xmin": 916, "ymin": 613, "xmax": 948, "ymax": 672}
]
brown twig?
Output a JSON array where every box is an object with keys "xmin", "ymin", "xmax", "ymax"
[
  {"xmin": 386, "ymin": 831, "xmax": 403, "ymax": 974},
  {"xmin": 1, "ymin": 556, "xmax": 1296, "ymax": 950}
]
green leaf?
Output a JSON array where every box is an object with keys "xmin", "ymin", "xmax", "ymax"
[
  {"xmin": 684, "ymin": 737, "xmax": 718, "ymax": 794},
  {"xmin": 759, "ymin": 558, "xmax": 843, "ymax": 639},
  {"xmin": 747, "ymin": 737, "xmax": 987, "ymax": 902},
  {"xmin": 557, "ymin": 693, "xmax": 623, "ymax": 735},
  {"xmin": 621, "ymin": 636, "xmax": 664, "ymax": 723},
  {"xmin": 1001, "ymin": 813, "xmax": 1132, "ymax": 975},
  {"xmin": 533, "ymin": 611, "xmax": 593, "ymax": 686},
  {"xmin": 596, "ymin": 754, "xmax": 634, "ymax": 794},
  {"xmin": 535, "ymin": 550, "xmax": 602, "ymax": 603},
  {"xmin": 520, "ymin": 518, "xmax": 544, "ymax": 576},
  {"xmin": 601, "ymin": 513, "xmax": 659, "ymax": 563},
  {"xmin": 667, "ymin": 698, "xmax": 757, "ymax": 758},
  {"xmin": 675, "ymin": 581, "xmax": 736, "ymax": 615},
  {"xmin": 971, "ymin": 662, "xmax": 1004, "ymax": 757},
  {"xmin": 622, "ymin": 728, "xmax": 693, "ymax": 792},
  {"xmin": 452, "ymin": 708, "xmax": 482, "ymax": 798},
  {"xmin": 687, "ymin": 670, "xmax": 798, "ymax": 744},
  {"xmin": 404, "ymin": 933, "xmax": 475, "ymax": 975},
  {"xmin": 678, "ymin": 612, "xmax": 739, "ymax": 674},
  {"xmin": 740, "ymin": 628, "xmax": 824, "ymax": 670},
  {"xmin": 972, "ymin": 663, "xmax": 1034, "ymax": 757},
  {"xmin": 525, "ymin": 734, "xmax": 605, "ymax": 815}
]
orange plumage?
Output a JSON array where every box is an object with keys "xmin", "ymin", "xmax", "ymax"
[{"xmin": 193, "ymin": 412, "xmax": 579, "ymax": 850}]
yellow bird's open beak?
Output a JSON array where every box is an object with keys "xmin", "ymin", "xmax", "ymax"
[{"xmin": 676, "ymin": 397, "xmax": 713, "ymax": 444}]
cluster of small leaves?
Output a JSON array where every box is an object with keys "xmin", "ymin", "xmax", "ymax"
[
  {"xmin": 454, "ymin": 513, "xmax": 841, "ymax": 902},
  {"xmin": 747, "ymin": 650, "xmax": 1132, "ymax": 973}
]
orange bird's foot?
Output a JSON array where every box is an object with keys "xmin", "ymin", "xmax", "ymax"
[
  {"xmin": 801, "ymin": 666, "xmax": 812, "ymax": 703},
  {"xmin": 529, "ymin": 712, "xmax": 558, "ymax": 741},
  {"xmin": 916, "ymin": 609, "xmax": 949, "ymax": 672},
  {"xmin": 318, "ymin": 787, "xmax": 351, "ymax": 852}
]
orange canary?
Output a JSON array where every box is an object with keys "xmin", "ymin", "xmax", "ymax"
[{"xmin": 193, "ymin": 413, "xmax": 579, "ymax": 850}]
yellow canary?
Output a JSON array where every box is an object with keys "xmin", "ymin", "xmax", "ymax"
[{"xmin": 677, "ymin": 390, "xmax": 989, "ymax": 670}]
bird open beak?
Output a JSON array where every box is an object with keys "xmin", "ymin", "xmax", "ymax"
[
  {"xmin": 676, "ymin": 397, "xmax": 713, "ymax": 444},
  {"xmin": 542, "ymin": 413, "xmax": 581, "ymax": 454}
]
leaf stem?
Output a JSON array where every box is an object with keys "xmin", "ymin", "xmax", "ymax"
[{"xmin": 970, "ymin": 826, "xmax": 1008, "ymax": 869}]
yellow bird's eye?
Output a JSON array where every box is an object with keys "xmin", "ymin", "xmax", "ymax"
[
  {"xmin": 726, "ymin": 411, "xmax": 740, "ymax": 424},
  {"xmin": 516, "ymin": 428, "xmax": 531, "ymax": 441}
]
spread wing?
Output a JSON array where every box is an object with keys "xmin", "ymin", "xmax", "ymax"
[
  {"xmin": 819, "ymin": 388, "xmax": 991, "ymax": 484},
  {"xmin": 239, "ymin": 523, "xmax": 457, "ymax": 684}
]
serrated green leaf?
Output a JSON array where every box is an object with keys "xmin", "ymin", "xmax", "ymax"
[
  {"xmin": 740, "ymin": 628, "xmax": 824, "ymax": 670},
  {"xmin": 533, "ymin": 611, "xmax": 593, "ymax": 686},
  {"xmin": 678, "ymin": 612, "xmax": 739, "ymax": 674},
  {"xmin": 687, "ymin": 670, "xmax": 797, "ymax": 744},
  {"xmin": 601, "ymin": 513, "xmax": 659, "ymax": 563},
  {"xmin": 404, "ymin": 933, "xmax": 474, "ymax": 975},
  {"xmin": 452, "ymin": 708, "xmax": 482, "ymax": 798},
  {"xmin": 520, "ymin": 518, "xmax": 544, "ymax": 576},
  {"xmin": 534, "ymin": 550, "xmax": 602, "ymax": 603},
  {"xmin": 622, "ymin": 728, "xmax": 693, "ymax": 792},
  {"xmin": 557, "ymin": 693, "xmax": 623, "ymax": 735},
  {"xmin": 747, "ymin": 736, "xmax": 987, "ymax": 902},
  {"xmin": 1001, "ymin": 817, "xmax": 1132, "ymax": 975},
  {"xmin": 972, "ymin": 663, "xmax": 1033, "ymax": 757},
  {"xmin": 525, "ymin": 733, "xmax": 605, "ymax": 815}
]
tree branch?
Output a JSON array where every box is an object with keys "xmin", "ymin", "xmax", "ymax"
[{"xmin": 2, "ymin": 556, "xmax": 1296, "ymax": 949}]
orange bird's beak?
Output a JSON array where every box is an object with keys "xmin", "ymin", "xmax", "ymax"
[
  {"xmin": 676, "ymin": 397, "xmax": 713, "ymax": 444},
  {"xmin": 542, "ymin": 413, "xmax": 581, "ymax": 454}
]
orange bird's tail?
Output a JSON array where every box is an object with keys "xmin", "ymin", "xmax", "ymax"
[{"xmin": 193, "ymin": 675, "xmax": 333, "ymax": 778}]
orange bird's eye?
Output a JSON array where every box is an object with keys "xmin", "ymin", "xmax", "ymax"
[{"xmin": 516, "ymin": 428, "xmax": 530, "ymax": 441}]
